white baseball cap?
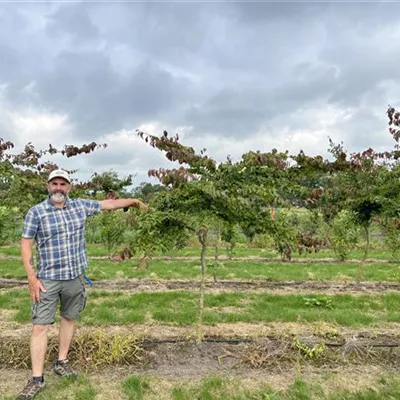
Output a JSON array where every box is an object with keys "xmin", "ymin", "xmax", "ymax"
[{"xmin": 48, "ymin": 169, "xmax": 71, "ymax": 184}]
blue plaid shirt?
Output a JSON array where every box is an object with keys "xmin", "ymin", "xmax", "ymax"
[{"xmin": 22, "ymin": 197, "xmax": 101, "ymax": 280}]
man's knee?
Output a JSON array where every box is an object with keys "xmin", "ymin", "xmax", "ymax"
[
  {"xmin": 61, "ymin": 315, "xmax": 75, "ymax": 322},
  {"xmin": 32, "ymin": 324, "xmax": 49, "ymax": 337}
]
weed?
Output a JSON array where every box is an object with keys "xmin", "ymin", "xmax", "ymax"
[
  {"xmin": 293, "ymin": 338, "xmax": 326, "ymax": 359},
  {"xmin": 303, "ymin": 296, "xmax": 333, "ymax": 309}
]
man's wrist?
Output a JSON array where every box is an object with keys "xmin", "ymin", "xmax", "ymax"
[{"xmin": 26, "ymin": 270, "xmax": 37, "ymax": 279}]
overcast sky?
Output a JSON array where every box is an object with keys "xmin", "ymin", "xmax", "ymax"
[{"xmin": 1, "ymin": 1, "xmax": 400, "ymax": 187}]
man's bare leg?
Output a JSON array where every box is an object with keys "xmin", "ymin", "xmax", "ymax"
[
  {"xmin": 31, "ymin": 325, "xmax": 48, "ymax": 377},
  {"xmin": 58, "ymin": 316, "xmax": 76, "ymax": 360}
]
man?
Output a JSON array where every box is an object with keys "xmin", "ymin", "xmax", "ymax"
[{"xmin": 17, "ymin": 169, "xmax": 147, "ymax": 400}]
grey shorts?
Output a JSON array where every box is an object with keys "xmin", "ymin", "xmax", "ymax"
[{"xmin": 31, "ymin": 275, "xmax": 87, "ymax": 325}]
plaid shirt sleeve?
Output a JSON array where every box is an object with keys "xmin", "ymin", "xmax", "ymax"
[
  {"xmin": 22, "ymin": 208, "xmax": 40, "ymax": 239},
  {"xmin": 79, "ymin": 199, "xmax": 101, "ymax": 217}
]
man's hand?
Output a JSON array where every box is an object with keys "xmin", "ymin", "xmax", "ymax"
[
  {"xmin": 28, "ymin": 275, "xmax": 46, "ymax": 303},
  {"xmin": 136, "ymin": 200, "xmax": 149, "ymax": 211}
]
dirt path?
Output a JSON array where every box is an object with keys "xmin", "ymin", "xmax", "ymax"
[
  {"xmin": 92, "ymin": 279, "xmax": 400, "ymax": 294},
  {"xmin": 2, "ymin": 278, "xmax": 400, "ymax": 294},
  {"xmin": 1, "ymin": 319, "xmax": 399, "ymax": 339}
]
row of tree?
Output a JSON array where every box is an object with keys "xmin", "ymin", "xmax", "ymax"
[{"xmin": 2, "ymin": 107, "xmax": 400, "ymax": 265}]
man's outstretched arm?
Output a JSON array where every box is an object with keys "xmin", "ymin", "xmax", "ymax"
[{"xmin": 100, "ymin": 198, "xmax": 148, "ymax": 211}]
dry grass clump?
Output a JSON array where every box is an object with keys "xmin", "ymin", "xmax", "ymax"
[
  {"xmin": 241, "ymin": 338, "xmax": 297, "ymax": 368},
  {"xmin": 69, "ymin": 330, "xmax": 145, "ymax": 370},
  {"xmin": 241, "ymin": 335, "xmax": 400, "ymax": 369},
  {"xmin": 241, "ymin": 336, "xmax": 348, "ymax": 369},
  {"xmin": 0, "ymin": 329, "xmax": 145, "ymax": 370}
]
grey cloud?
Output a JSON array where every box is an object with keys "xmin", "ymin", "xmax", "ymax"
[
  {"xmin": 0, "ymin": 7, "xmax": 41, "ymax": 86},
  {"xmin": 99, "ymin": 2, "xmax": 219, "ymax": 54},
  {"xmin": 33, "ymin": 50, "xmax": 192, "ymax": 139},
  {"xmin": 230, "ymin": 2, "xmax": 398, "ymax": 27},
  {"xmin": 45, "ymin": 4, "xmax": 99, "ymax": 43},
  {"xmin": 229, "ymin": 2, "xmax": 327, "ymax": 24},
  {"xmin": 0, "ymin": 45, "xmax": 19, "ymax": 83},
  {"xmin": 184, "ymin": 87, "xmax": 271, "ymax": 137},
  {"xmin": 59, "ymin": 1, "xmax": 211, "ymax": 66},
  {"xmin": 331, "ymin": 108, "xmax": 393, "ymax": 153},
  {"xmin": 35, "ymin": 50, "xmax": 118, "ymax": 134},
  {"xmin": 183, "ymin": 63, "xmax": 339, "ymax": 138},
  {"xmin": 0, "ymin": 7, "xmax": 197, "ymax": 143},
  {"xmin": 2, "ymin": 1, "xmax": 400, "ymax": 182},
  {"xmin": 275, "ymin": 66, "xmax": 338, "ymax": 105},
  {"xmin": 182, "ymin": 41, "xmax": 396, "ymax": 139},
  {"xmin": 321, "ymin": 38, "xmax": 400, "ymax": 107},
  {"xmin": 327, "ymin": 68, "xmax": 396, "ymax": 108}
]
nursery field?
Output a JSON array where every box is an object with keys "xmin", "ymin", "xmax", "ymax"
[
  {"xmin": 1, "ymin": 244, "xmax": 400, "ymax": 399},
  {"xmin": 4, "ymin": 103, "xmax": 400, "ymax": 398}
]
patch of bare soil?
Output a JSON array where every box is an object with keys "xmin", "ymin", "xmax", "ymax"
[
  {"xmin": 93, "ymin": 279, "xmax": 400, "ymax": 295},
  {"xmin": 2, "ymin": 278, "xmax": 400, "ymax": 294}
]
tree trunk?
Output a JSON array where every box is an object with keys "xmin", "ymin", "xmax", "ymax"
[
  {"xmin": 196, "ymin": 227, "xmax": 208, "ymax": 342},
  {"xmin": 357, "ymin": 224, "xmax": 370, "ymax": 283},
  {"xmin": 363, "ymin": 225, "xmax": 370, "ymax": 261},
  {"xmin": 229, "ymin": 243, "xmax": 234, "ymax": 260},
  {"xmin": 214, "ymin": 222, "xmax": 221, "ymax": 261}
]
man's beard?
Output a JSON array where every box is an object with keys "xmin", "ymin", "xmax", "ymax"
[{"xmin": 49, "ymin": 191, "xmax": 67, "ymax": 204}]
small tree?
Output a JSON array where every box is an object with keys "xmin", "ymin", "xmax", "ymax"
[
  {"xmin": 0, "ymin": 206, "xmax": 21, "ymax": 245},
  {"xmin": 380, "ymin": 217, "xmax": 400, "ymax": 261},
  {"xmin": 131, "ymin": 131, "xmax": 282, "ymax": 339},
  {"xmin": 98, "ymin": 211, "xmax": 127, "ymax": 258},
  {"xmin": 221, "ymin": 223, "xmax": 242, "ymax": 259},
  {"xmin": 330, "ymin": 210, "xmax": 360, "ymax": 261},
  {"xmin": 269, "ymin": 210, "xmax": 297, "ymax": 261}
]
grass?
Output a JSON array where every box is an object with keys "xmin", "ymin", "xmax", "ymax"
[
  {"xmin": 0, "ymin": 243, "xmax": 396, "ymax": 260},
  {"xmin": 171, "ymin": 377, "xmax": 315, "ymax": 400},
  {"xmin": 0, "ymin": 375, "xmax": 97, "ymax": 400},
  {"xmin": 0, "ymin": 244, "xmax": 110, "ymax": 257},
  {"xmin": 0, "ymin": 244, "xmax": 275, "ymax": 258},
  {"xmin": 122, "ymin": 376, "xmax": 151, "ymax": 400},
  {"xmin": 84, "ymin": 291, "xmax": 199, "ymax": 326},
  {"xmin": 164, "ymin": 246, "xmax": 277, "ymax": 258},
  {"xmin": 0, "ymin": 259, "xmax": 27, "ymax": 278},
  {"xmin": 3, "ymin": 289, "xmax": 400, "ymax": 327},
  {"xmin": 295, "ymin": 247, "xmax": 393, "ymax": 261},
  {"xmin": 2, "ymin": 257, "xmax": 400, "ymax": 282},
  {"xmin": 0, "ymin": 375, "xmax": 400, "ymax": 400},
  {"xmin": 3, "ymin": 374, "xmax": 400, "ymax": 400},
  {"xmin": 171, "ymin": 376, "xmax": 400, "ymax": 400}
]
